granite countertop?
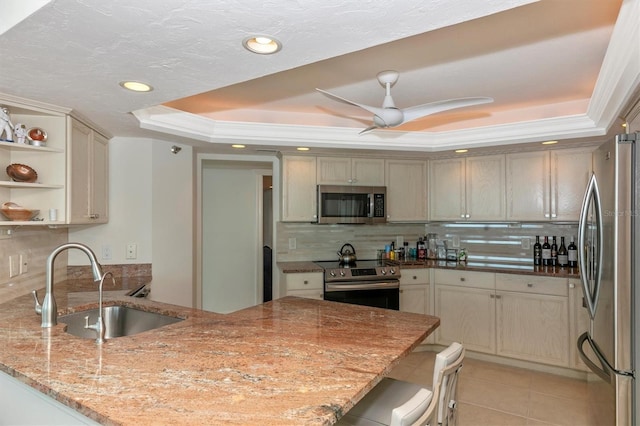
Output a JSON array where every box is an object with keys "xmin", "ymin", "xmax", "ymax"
[
  {"xmin": 0, "ymin": 280, "xmax": 438, "ymax": 425},
  {"xmin": 278, "ymin": 260, "xmax": 580, "ymax": 279}
]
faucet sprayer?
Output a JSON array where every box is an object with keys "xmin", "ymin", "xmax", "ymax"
[{"xmin": 32, "ymin": 243, "xmax": 104, "ymax": 328}]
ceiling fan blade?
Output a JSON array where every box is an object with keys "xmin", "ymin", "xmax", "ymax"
[
  {"xmin": 401, "ymin": 97, "xmax": 493, "ymax": 124},
  {"xmin": 358, "ymin": 125, "xmax": 380, "ymax": 135},
  {"xmin": 316, "ymin": 88, "xmax": 387, "ymax": 119}
]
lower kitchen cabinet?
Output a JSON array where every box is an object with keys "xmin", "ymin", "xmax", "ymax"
[
  {"xmin": 435, "ymin": 284, "xmax": 496, "ymax": 354},
  {"xmin": 569, "ymin": 278, "xmax": 590, "ymax": 371},
  {"xmin": 281, "ymin": 272, "xmax": 324, "ymax": 300},
  {"xmin": 399, "ymin": 269, "xmax": 430, "ymax": 315}
]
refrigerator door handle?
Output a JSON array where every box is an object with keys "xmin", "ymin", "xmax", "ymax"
[
  {"xmin": 578, "ymin": 173, "xmax": 603, "ymax": 319},
  {"xmin": 578, "ymin": 332, "xmax": 635, "ymax": 381}
]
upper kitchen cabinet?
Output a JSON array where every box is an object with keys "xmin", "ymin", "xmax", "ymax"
[
  {"xmin": 281, "ymin": 155, "xmax": 317, "ymax": 222},
  {"xmin": 316, "ymin": 157, "xmax": 384, "ymax": 186},
  {"xmin": 429, "ymin": 155, "xmax": 506, "ymax": 221},
  {"xmin": 385, "ymin": 159, "xmax": 428, "ymax": 222},
  {"xmin": 0, "ymin": 94, "xmax": 110, "ymax": 226},
  {"xmin": 68, "ymin": 119, "xmax": 109, "ymax": 224},
  {"xmin": 505, "ymin": 148, "xmax": 592, "ymax": 221}
]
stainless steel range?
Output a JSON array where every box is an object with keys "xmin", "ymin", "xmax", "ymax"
[{"xmin": 313, "ymin": 259, "xmax": 400, "ymax": 310}]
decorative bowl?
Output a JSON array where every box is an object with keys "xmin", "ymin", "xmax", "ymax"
[
  {"xmin": 27, "ymin": 127, "xmax": 47, "ymax": 146},
  {"xmin": 6, "ymin": 163, "xmax": 37, "ymax": 183},
  {"xmin": 1, "ymin": 202, "xmax": 39, "ymax": 221}
]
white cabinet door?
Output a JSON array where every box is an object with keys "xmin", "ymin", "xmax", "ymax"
[
  {"xmin": 281, "ymin": 156, "xmax": 317, "ymax": 222},
  {"xmin": 385, "ymin": 159, "xmax": 428, "ymax": 222},
  {"xmin": 506, "ymin": 151, "xmax": 549, "ymax": 221},
  {"xmin": 435, "ymin": 284, "xmax": 496, "ymax": 354},
  {"xmin": 466, "ymin": 154, "xmax": 506, "ymax": 221},
  {"xmin": 282, "ymin": 272, "xmax": 324, "ymax": 300},
  {"xmin": 351, "ymin": 158, "xmax": 385, "ymax": 186},
  {"xmin": 316, "ymin": 157, "xmax": 351, "ymax": 185},
  {"xmin": 496, "ymin": 291, "xmax": 569, "ymax": 366},
  {"xmin": 400, "ymin": 284, "xmax": 429, "ymax": 314},
  {"xmin": 317, "ymin": 157, "xmax": 384, "ymax": 186},
  {"xmin": 569, "ymin": 279, "xmax": 590, "ymax": 371},
  {"xmin": 68, "ymin": 119, "xmax": 109, "ymax": 224},
  {"xmin": 551, "ymin": 148, "xmax": 592, "ymax": 221},
  {"xmin": 429, "ymin": 158, "xmax": 465, "ymax": 220}
]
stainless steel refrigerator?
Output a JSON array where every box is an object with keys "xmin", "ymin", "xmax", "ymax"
[{"xmin": 577, "ymin": 132, "xmax": 638, "ymax": 425}]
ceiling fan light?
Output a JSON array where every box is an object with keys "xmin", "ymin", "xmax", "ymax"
[{"xmin": 243, "ymin": 36, "xmax": 282, "ymax": 55}]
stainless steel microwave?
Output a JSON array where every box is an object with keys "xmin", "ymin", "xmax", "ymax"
[{"xmin": 317, "ymin": 185, "xmax": 386, "ymax": 224}]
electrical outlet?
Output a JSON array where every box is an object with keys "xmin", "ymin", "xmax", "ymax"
[
  {"xmin": 19, "ymin": 254, "xmax": 28, "ymax": 274},
  {"xmin": 9, "ymin": 256, "xmax": 19, "ymax": 278},
  {"xmin": 396, "ymin": 236, "xmax": 404, "ymax": 247},
  {"xmin": 126, "ymin": 243, "xmax": 137, "ymax": 259},
  {"xmin": 102, "ymin": 244, "xmax": 112, "ymax": 260},
  {"xmin": 522, "ymin": 238, "xmax": 531, "ymax": 250},
  {"xmin": 452, "ymin": 236, "xmax": 461, "ymax": 248},
  {"xmin": 288, "ymin": 238, "xmax": 297, "ymax": 250}
]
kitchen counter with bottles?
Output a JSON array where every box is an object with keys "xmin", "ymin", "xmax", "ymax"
[
  {"xmin": 278, "ymin": 260, "xmax": 580, "ymax": 279},
  {"xmin": 0, "ymin": 279, "xmax": 438, "ymax": 425}
]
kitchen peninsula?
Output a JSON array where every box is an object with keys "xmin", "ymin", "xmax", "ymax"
[{"xmin": 0, "ymin": 280, "xmax": 438, "ymax": 425}]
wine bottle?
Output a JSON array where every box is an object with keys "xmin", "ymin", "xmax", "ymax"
[
  {"xmin": 417, "ymin": 237, "xmax": 426, "ymax": 260},
  {"xmin": 542, "ymin": 236, "xmax": 551, "ymax": 266},
  {"xmin": 557, "ymin": 236, "xmax": 568, "ymax": 267},
  {"xmin": 568, "ymin": 236, "xmax": 578, "ymax": 267},
  {"xmin": 551, "ymin": 236, "xmax": 558, "ymax": 266},
  {"xmin": 533, "ymin": 235, "xmax": 542, "ymax": 266}
]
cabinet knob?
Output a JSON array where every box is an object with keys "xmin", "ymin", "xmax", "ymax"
[
  {"xmin": 490, "ymin": 294, "xmax": 495, "ymax": 299},
  {"xmin": 527, "ymin": 283, "xmax": 533, "ymax": 288},
  {"xmin": 465, "ymin": 214, "xmax": 470, "ymax": 218},
  {"xmin": 459, "ymin": 277, "xmax": 465, "ymax": 282},
  {"xmin": 303, "ymin": 280, "xmax": 308, "ymax": 285},
  {"xmin": 496, "ymin": 295, "xmax": 502, "ymax": 299},
  {"xmin": 569, "ymin": 283, "xmax": 575, "ymax": 289},
  {"xmin": 460, "ymin": 214, "xmax": 465, "ymax": 218},
  {"xmin": 412, "ymin": 276, "xmax": 417, "ymax": 280},
  {"xmin": 544, "ymin": 213, "xmax": 550, "ymax": 218},
  {"xmin": 89, "ymin": 213, "xmax": 100, "ymax": 219}
]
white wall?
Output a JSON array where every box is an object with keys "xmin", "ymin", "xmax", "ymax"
[
  {"xmin": 70, "ymin": 137, "xmax": 194, "ymax": 308},
  {"xmin": 68, "ymin": 137, "xmax": 152, "ymax": 265}
]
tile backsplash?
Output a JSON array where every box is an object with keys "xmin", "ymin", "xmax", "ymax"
[
  {"xmin": 0, "ymin": 227, "xmax": 68, "ymax": 304},
  {"xmin": 276, "ymin": 221, "xmax": 578, "ymax": 265}
]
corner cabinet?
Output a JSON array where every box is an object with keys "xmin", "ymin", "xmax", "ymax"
[
  {"xmin": 281, "ymin": 155, "xmax": 317, "ymax": 222},
  {"xmin": 68, "ymin": 119, "xmax": 108, "ymax": 224},
  {"xmin": 506, "ymin": 148, "xmax": 592, "ymax": 221},
  {"xmin": 0, "ymin": 94, "xmax": 110, "ymax": 226}
]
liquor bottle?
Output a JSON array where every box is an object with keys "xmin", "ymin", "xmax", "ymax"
[
  {"xmin": 533, "ymin": 236, "xmax": 542, "ymax": 266},
  {"xmin": 551, "ymin": 236, "xmax": 558, "ymax": 266},
  {"xmin": 542, "ymin": 236, "xmax": 551, "ymax": 266},
  {"xmin": 568, "ymin": 236, "xmax": 578, "ymax": 267},
  {"xmin": 557, "ymin": 236, "xmax": 568, "ymax": 267},
  {"xmin": 417, "ymin": 237, "xmax": 426, "ymax": 260}
]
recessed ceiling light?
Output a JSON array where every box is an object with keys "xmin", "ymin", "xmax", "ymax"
[
  {"xmin": 242, "ymin": 35, "xmax": 282, "ymax": 55},
  {"xmin": 296, "ymin": 147, "xmax": 310, "ymax": 151},
  {"xmin": 231, "ymin": 144, "xmax": 246, "ymax": 149},
  {"xmin": 455, "ymin": 149, "xmax": 468, "ymax": 153},
  {"xmin": 541, "ymin": 140, "xmax": 558, "ymax": 145},
  {"xmin": 119, "ymin": 81, "xmax": 153, "ymax": 92}
]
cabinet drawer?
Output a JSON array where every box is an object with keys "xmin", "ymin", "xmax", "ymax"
[
  {"xmin": 285, "ymin": 273, "xmax": 323, "ymax": 290},
  {"xmin": 434, "ymin": 269, "xmax": 495, "ymax": 289},
  {"xmin": 495, "ymin": 273, "xmax": 568, "ymax": 296},
  {"xmin": 399, "ymin": 269, "xmax": 429, "ymax": 285}
]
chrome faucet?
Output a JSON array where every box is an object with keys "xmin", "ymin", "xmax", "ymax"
[
  {"xmin": 32, "ymin": 242, "xmax": 104, "ymax": 328},
  {"xmin": 84, "ymin": 271, "xmax": 114, "ymax": 344}
]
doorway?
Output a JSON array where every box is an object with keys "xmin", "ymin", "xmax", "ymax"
[{"xmin": 198, "ymin": 158, "xmax": 275, "ymax": 313}]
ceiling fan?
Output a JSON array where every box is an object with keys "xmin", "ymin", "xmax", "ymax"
[{"xmin": 316, "ymin": 70, "xmax": 493, "ymax": 134}]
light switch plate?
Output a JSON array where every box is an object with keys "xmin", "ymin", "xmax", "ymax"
[
  {"xmin": 522, "ymin": 238, "xmax": 531, "ymax": 250},
  {"xmin": 452, "ymin": 236, "xmax": 460, "ymax": 248},
  {"xmin": 126, "ymin": 243, "xmax": 137, "ymax": 259},
  {"xmin": 19, "ymin": 254, "xmax": 28, "ymax": 274},
  {"xmin": 288, "ymin": 238, "xmax": 296, "ymax": 250},
  {"xmin": 9, "ymin": 256, "xmax": 19, "ymax": 278}
]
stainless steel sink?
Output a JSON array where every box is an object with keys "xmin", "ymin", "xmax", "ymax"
[{"xmin": 59, "ymin": 305, "xmax": 183, "ymax": 339}]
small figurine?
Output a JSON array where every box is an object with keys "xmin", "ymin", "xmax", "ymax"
[
  {"xmin": 14, "ymin": 123, "xmax": 27, "ymax": 144},
  {"xmin": 0, "ymin": 107, "xmax": 14, "ymax": 142}
]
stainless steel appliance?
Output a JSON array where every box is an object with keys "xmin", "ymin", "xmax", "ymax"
[
  {"xmin": 317, "ymin": 185, "xmax": 386, "ymax": 224},
  {"xmin": 314, "ymin": 259, "xmax": 400, "ymax": 310},
  {"xmin": 576, "ymin": 132, "xmax": 638, "ymax": 425}
]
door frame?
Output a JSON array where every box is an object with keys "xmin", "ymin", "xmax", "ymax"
[{"xmin": 195, "ymin": 153, "xmax": 280, "ymax": 310}]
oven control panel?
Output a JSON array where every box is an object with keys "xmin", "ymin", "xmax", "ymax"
[{"xmin": 325, "ymin": 266, "xmax": 399, "ymax": 282}]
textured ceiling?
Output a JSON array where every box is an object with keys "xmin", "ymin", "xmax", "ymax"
[{"xmin": 0, "ymin": 0, "xmax": 631, "ymax": 154}]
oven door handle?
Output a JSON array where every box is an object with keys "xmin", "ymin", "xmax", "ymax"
[{"xmin": 325, "ymin": 281, "xmax": 399, "ymax": 291}]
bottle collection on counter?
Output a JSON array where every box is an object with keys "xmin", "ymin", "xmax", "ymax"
[
  {"xmin": 533, "ymin": 235, "xmax": 577, "ymax": 268},
  {"xmin": 380, "ymin": 234, "xmax": 467, "ymax": 263}
]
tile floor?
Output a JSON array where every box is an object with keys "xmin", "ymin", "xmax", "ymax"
[{"xmin": 387, "ymin": 351, "xmax": 589, "ymax": 426}]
